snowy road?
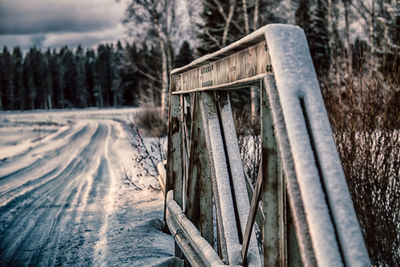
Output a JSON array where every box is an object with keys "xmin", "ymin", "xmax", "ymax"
[{"xmin": 0, "ymin": 109, "xmax": 176, "ymax": 266}]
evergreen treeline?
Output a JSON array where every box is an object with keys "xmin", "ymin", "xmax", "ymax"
[{"xmin": 0, "ymin": 40, "xmax": 194, "ymax": 110}]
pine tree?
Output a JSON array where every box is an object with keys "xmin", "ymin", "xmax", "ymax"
[
  {"xmin": 48, "ymin": 49, "xmax": 63, "ymax": 109},
  {"xmin": 85, "ymin": 49, "xmax": 97, "ymax": 107},
  {"xmin": 75, "ymin": 45, "xmax": 88, "ymax": 107},
  {"xmin": 96, "ymin": 44, "xmax": 115, "ymax": 107},
  {"xmin": 12, "ymin": 47, "xmax": 23, "ymax": 110},
  {"xmin": 296, "ymin": 0, "xmax": 331, "ymax": 78},
  {"xmin": 122, "ymin": 43, "xmax": 141, "ymax": 106},
  {"xmin": 0, "ymin": 47, "xmax": 15, "ymax": 110},
  {"xmin": 0, "ymin": 48, "xmax": 5, "ymax": 110},
  {"xmin": 174, "ymin": 41, "xmax": 194, "ymax": 68},
  {"xmin": 43, "ymin": 49, "xmax": 54, "ymax": 109},
  {"xmin": 23, "ymin": 49, "xmax": 37, "ymax": 109},
  {"xmin": 112, "ymin": 41, "xmax": 124, "ymax": 106},
  {"xmin": 61, "ymin": 47, "xmax": 78, "ymax": 107},
  {"xmin": 0, "ymin": 48, "xmax": 4, "ymax": 110}
]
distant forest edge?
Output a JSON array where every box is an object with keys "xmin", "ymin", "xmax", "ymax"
[{"xmin": 0, "ymin": 41, "xmax": 193, "ymax": 110}]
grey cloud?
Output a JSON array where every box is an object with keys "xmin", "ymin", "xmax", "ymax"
[
  {"xmin": 0, "ymin": 23, "xmax": 125, "ymax": 50},
  {"xmin": 43, "ymin": 24, "xmax": 125, "ymax": 48},
  {"xmin": 31, "ymin": 35, "xmax": 46, "ymax": 47},
  {"xmin": 0, "ymin": 35, "xmax": 32, "ymax": 49},
  {"xmin": 0, "ymin": 0, "xmax": 125, "ymax": 35}
]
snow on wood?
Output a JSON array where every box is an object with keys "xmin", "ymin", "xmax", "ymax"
[
  {"xmin": 265, "ymin": 24, "xmax": 370, "ymax": 266},
  {"xmin": 218, "ymin": 93, "xmax": 261, "ymax": 266},
  {"xmin": 200, "ymin": 92, "xmax": 242, "ymax": 265},
  {"xmin": 173, "ymin": 42, "xmax": 267, "ymax": 92},
  {"xmin": 264, "ymin": 75, "xmax": 317, "ymax": 266},
  {"xmin": 166, "ymin": 190, "xmax": 226, "ymax": 267}
]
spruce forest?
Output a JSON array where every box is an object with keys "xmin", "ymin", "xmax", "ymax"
[{"xmin": 0, "ymin": 41, "xmax": 193, "ymax": 110}]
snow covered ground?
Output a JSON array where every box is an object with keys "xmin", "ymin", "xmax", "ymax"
[{"xmin": 0, "ymin": 108, "xmax": 177, "ymax": 266}]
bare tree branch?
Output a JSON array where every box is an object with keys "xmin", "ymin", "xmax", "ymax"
[
  {"xmin": 222, "ymin": 0, "xmax": 236, "ymax": 46},
  {"xmin": 242, "ymin": 0, "xmax": 249, "ymax": 34},
  {"xmin": 130, "ymin": 64, "xmax": 159, "ymax": 82},
  {"xmin": 213, "ymin": 0, "xmax": 228, "ymax": 21},
  {"xmin": 205, "ymin": 28, "xmax": 223, "ymax": 48}
]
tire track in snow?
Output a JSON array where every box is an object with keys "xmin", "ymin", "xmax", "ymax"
[
  {"xmin": 93, "ymin": 122, "xmax": 117, "ymax": 266},
  {"xmin": 51, "ymin": 123, "xmax": 113, "ymax": 266},
  {"xmin": 0, "ymin": 123, "xmax": 95, "ymax": 208},
  {"xmin": 0, "ymin": 123, "xmax": 91, "ymax": 182},
  {"xmin": 0, "ymin": 122, "xmax": 111, "ymax": 266},
  {"xmin": 0, "ymin": 122, "xmax": 75, "ymax": 167}
]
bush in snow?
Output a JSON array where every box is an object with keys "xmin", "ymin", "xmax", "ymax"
[
  {"xmin": 322, "ymin": 61, "xmax": 400, "ymax": 266},
  {"xmin": 126, "ymin": 108, "xmax": 167, "ymax": 188}
]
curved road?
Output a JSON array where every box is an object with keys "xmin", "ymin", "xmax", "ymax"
[{"xmin": 0, "ymin": 110, "xmax": 175, "ymax": 266}]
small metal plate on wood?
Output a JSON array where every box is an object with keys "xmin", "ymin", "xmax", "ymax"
[{"xmin": 173, "ymin": 41, "xmax": 271, "ymax": 92}]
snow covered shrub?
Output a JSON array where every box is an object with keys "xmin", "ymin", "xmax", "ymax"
[
  {"xmin": 127, "ymin": 118, "xmax": 167, "ymax": 186},
  {"xmin": 133, "ymin": 106, "xmax": 167, "ymax": 137},
  {"xmin": 234, "ymin": 103, "xmax": 261, "ymax": 185},
  {"xmin": 322, "ymin": 67, "xmax": 400, "ymax": 266}
]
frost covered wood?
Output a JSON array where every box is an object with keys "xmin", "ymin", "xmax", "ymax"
[
  {"xmin": 265, "ymin": 24, "xmax": 370, "ymax": 266},
  {"xmin": 164, "ymin": 23, "xmax": 370, "ymax": 267}
]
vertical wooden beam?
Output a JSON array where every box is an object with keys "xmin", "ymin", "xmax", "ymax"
[
  {"xmin": 196, "ymin": 94, "xmax": 214, "ymax": 246},
  {"xmin": 167, "ymin": 96, "xmax": 183, "ymax": 207},
  {"xmin": 166, "ymin": 79, "xmax": 184, "ymax": 259},
  {"xmin": 167, "ymin": 75, "xmax": 183, "ymax": 207},
  {"xmin": 242, "ymin": 165, "xmax": 263, "ymax": 264},
  {"xmin": 217, "ymin": 91, "xmax": 262, "ymax": 266},
  {"xmin": 200, "ymin": 91, "xmax": 241, "ymax": 265},
  {"xmin": 279, "ymin": 162, "xmax": 288, "ymax": 266},
  {"xmin": 180, "ymin": 94, "xmax": 187, "ymax": 212},
  {"xmin": 287, "ymin": 207, "xmax": 302, "ymax": 267},
  {"xmin": 185, "ymin": 93, "xmax": 213, "ymax": 246},
  {"xmin": 261, "ymin": 78, "xmax": 282, "ymax": 266},
  {"xmin": 185, "ymin": 93, "xmax": 199, "ymax": 225},
  {"xmin": 264, "ymin": 74, "xmax": 316, "ymax": 267}
]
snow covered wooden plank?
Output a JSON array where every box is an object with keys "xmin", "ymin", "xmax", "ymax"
[
  {"xmin": 217, "ymin": 92, "xmax": 261, "ymax": 266},
  {"xmin": 264, "ymin": 75, "xmax": 317, "ymax": 267},
  {"xmin": 166, "ymin": 191, "xmax": 226, "ymax": 267},
  {"xmin": 171, "ymin": 26, "xmax": 271, "ymax": 77},
  {"xmin": 171, "ymin": 73, "xmax": 266, "ymax": 95},
  {"xmin": 171, "ymin": 25, "xmax": 272, "ymax": 95},
  {"xmin": 264, "ymin": 24, "xmax": 370, "ymax": 266},
  {"xmin": 173, "ymin": 42, "xmax": 268, "ymax": 93},
  {"xmin": 199, "ymin": 92, "xmax": 242, "ymax": 265}
]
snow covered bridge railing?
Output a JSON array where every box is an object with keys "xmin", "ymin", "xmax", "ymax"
[{"xmin": 162, "ymin": 24, "xmax": 370, "ymax": 266}]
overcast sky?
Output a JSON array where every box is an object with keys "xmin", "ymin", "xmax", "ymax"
[{"xmin": 0, "ymin": 0, "xmax": 126, "ymax": 50}]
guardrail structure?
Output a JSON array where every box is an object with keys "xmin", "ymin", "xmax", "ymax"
[{"xmin": 160, "ymin": 24, "xmax": 370, "ymax": 266}]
